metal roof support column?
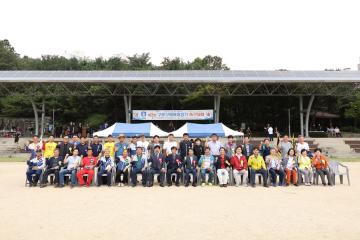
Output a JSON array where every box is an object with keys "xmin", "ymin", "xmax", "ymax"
[
  {"xmin": 128, "ymin": 95, "xmax": 132, "ymax": 124},
  {"xmin": 214, "ymin": 95, "xmax": 221, "ymax": 123},
  {"xmin": 305, "ymin": 95, "xmax": 315, "ymax": 138},
  {"xmin": 299, "ymin": 96, "xmax": 304, "ymax": 136},
  {"xmin": 124, "ymin": 95, "xmax": 129, "ymax": 123}
]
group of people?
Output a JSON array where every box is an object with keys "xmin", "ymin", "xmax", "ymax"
[{"xmin": 25, "ymin": 133, "xmax": 334, "ymax": 188}]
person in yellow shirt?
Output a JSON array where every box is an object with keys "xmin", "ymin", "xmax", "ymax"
[
  {"xmin": 298, "ymin": 149, "xmax": 313, "ymax": 186},
  {"xmin": 43, "ymin": 135, "xmax": 57, "ymax": 160},
  {"xmin": 103, "ymin": 135, "xmax": 116, "ymax": 158},
  {"xmin": 248, "ymin": 147, "xmax": 269, "ymax": 188}
]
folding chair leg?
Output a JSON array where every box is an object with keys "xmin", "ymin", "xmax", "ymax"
[{"xmin": 339, "ymin": 175, "xmax": 343, "ymax": 184}]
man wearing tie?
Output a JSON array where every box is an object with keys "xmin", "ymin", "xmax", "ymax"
[
  {"xmin": 183, "ymin": 148, "xmax": 198, "ymax": 187},
  {"xmin": 146, "ymin": 145, "xmax": 166, "ymax": 187},
  {"xmin": 165, "ymin": 146, "xmax": 183, "ymax": 187}
]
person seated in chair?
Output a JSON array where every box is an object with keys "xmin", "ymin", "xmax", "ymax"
[
  {"xmin": 130, "ymin": 147, "xmax": 147, "ymax": 187},
  {"xmin": 40, "ymin": 148, "xmax": 63, "ymax": 188},
  {"xmin": 115, "ymin": 149, "xmax": 131, "ymax": 187},
  {"xmin": 59, "ymin": 148, "xmax": 80, "ymax": 188},
  {"xmin": 248, "ymin": 147, "xmax": 269, "ymax": 188},
  {"xmin": 312, "ymin": 148, "xmax": 332, "ymax": 186},
  {"xmin": 77, "ymin": 147, "xmax": 97, "ymax": 187},
  {"xmin": 97, "ymin": 149, "xmax": 115, "ymax": 187},
  {"xmin": 198, "ymin": 147, "xmax": 215, "ymax": 187},
  {"xmin": 183, "ymin": 148, "xmax": 198, "ymax": 187},
  {"xmin": 231, "ymin": 146, "xmax": 248, "ymax": 187},
  {"xmin": 265, "ymin": 148, "xmax": 285, "ymax": 187},
  {"xmin": 165, "ymin": 146, "xmax": 183, "ymax": 187},
  {"xmin": 215, "ymin": 147, "xmax": 231, "ymax": 187},
  {"xmin": 282, "ymin": 148, "xmax": 298, "ymax": 186},
  {"xmin": 298, "ymin": 149, "xmax": 313, "ymax": 186},
  {"xmin": 146, "ymin": 145, "xmax": 166, "ymax": 187},
  {"xmin": 26, "ymin": 150, "xmax": 44, "ymax": 187}
]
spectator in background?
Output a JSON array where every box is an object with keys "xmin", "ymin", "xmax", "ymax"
[
  {"xmin": 334, "ymin": 127, "xmax": 341, "ymax": 137},
  {"xmin": 246, "ymin": 127, "xmax": 252, "ymax": 138},
  {"xmin": 267, "ymin": 125, "xmax": 274, "ymax": 141},
  {"xmin": 206, "ymin": 133, "xmax": 222, "ymax": 157}
]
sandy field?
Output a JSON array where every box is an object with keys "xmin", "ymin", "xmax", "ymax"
[{"xmin": 0, "ymin": 162, "xmax": 359, "ymax": 240}]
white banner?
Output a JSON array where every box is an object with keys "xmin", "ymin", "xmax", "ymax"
[{"xmin": 132, "ymin": 110, "xmax": 214, "ymax": 120}]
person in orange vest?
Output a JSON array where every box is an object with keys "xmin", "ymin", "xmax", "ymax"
[{"xmin": 76, "ymin": 147, "xmax": 97, "ymax": 187}]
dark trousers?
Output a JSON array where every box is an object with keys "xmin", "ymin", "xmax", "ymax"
[
  {"xmin": 269, "ymin": 168, "xmax": 285, "ymax": 185},
  {"xmin": 26, "ymin": 169, "xmax": 42, "ymax": 184},
  {"xmin": 40, "ymin": 168, "xmax": 59, "ymax": 184},
  {"xmin": 250, "ymin": 168, "xmax": 268, "ymax": 186},
  {"xmin": 268, "ymin": 134, "xmax": 274, "ymax": 141},
  {"xmin": 97, "ymin": 169, "xmax": 112, "ymax": 186},
  {"xmin": 130, "ymin": 168, "xmax": 145, "ymax": 186},
  {"xmin": 167, "ymin": 168, "xmax": 181, "ymax": 185},
  {"xmin": 185, "ymin": 168, "xmax": 197, "ymax": 185},
  {"xmin": 145, "ymin": 169, "xmax": 165, "ymax": 185},
  {"xmin": 316, "ymin": 169, "xmax": 332, "ymax": 185},
  {"xmin": 116, "ymin": 169, "xmax": 128, "ymax": 184}
]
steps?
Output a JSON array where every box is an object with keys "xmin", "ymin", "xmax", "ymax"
[{"xmin": 314, "ymin": 138, "xmax": 359, "ymax": 157}]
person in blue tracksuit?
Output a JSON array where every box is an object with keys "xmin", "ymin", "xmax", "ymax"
[
  {"xmin": 26, "ymin": 150, "xmax": 44, "ymax": 187},
  {"xmin": 97, "ymin": 149, "xmax": 115, "ymax": 187},
  {"xmin": 130, "ymin": 147, "xmax": 147, "ymax": 187}
]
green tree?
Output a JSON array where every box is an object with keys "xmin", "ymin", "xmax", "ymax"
[{"xmin": 0, "ymin": 39, "xmax": 19, "ymax": 70}]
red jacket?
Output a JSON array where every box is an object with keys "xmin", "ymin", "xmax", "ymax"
[
  {"xmin": 82, "ymin": 156, "xmax": 97, "ymax": 169},
  {"xmin": 231, "ymin": 154, "xmax": 248, "ymax": 171}
]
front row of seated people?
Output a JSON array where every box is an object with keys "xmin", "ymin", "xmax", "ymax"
[{"xmin": 27, "ymin": 145, "xmax": 333, "ymax": 188}]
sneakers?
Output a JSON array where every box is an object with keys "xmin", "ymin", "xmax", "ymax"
[
  {"xmin": 208, "ymin": 183, "xmax": 213, "ymax": 186},
  {"xmin": 201, "ymin": 183, "xmax": 206, "ymax": 187}
]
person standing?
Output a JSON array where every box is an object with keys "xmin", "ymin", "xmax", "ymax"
[
  {"xmin": 242, "ymin": 137, "xmax": 254, "ymax": 160},
  {"xmin": 76, "ymin": 137, "xmax": 89, "ymax": 158},
  {"xmin": 28, "ymin": 135, "xmax": 42, "ymax": 160},
  {"xmin": 165, "ymin": 146, "xmax": 183, "ymax": 187},
  {"xmin": 57, "ymin": 136, "xmax": 74, "ymax": 160},
  {"xmin": 193, "ymin": 138, "xmax": 205, "ymax": 160},
  {"xmin": 146, "ymin": 145, "xmax": 166, "ymax": 187},
  {"xmin": 267, "ymin": 124, "xmax": 274, "ymax": 141},
  {"xmin": 136, "ymin": 134, "xmax": 150, "ymax": 157},
  {"xmin": 103, "ymin": 135, "xmax": 116, "ymax": 158},
  {"xmin": 115, "ymin": 134, "xmax": 129, "ymax": 160},
  {"xmin": 278, "ymin": 135, "xmax": 293, "ymax": 159},
  {"xmin": 183, "ymin": 148, "xmax": 198, "ymax": 187},
  {"xmin": 248, "ymin": 147, "xmax": 269, "ymax": 188},
  {"xmin": 163, "ymin": 134, "xmax": 178, "ymax": 156},
  {"xmin": 148, "ymin": 135, "xmax": 162, "ymax": 156},
  {"xmin": 260, "ymin": 138, "xmax": 271, "ymax": 159},
  {"xmin": 90, "ymin": 135, "xmax": 102, "ymax": 158},
  {"xmin": 77, "ymin": 147, "xmax": 97, "ymax": 187},
  {"xmin": 206, "ymin": 133, "xmax": 222, "ymax": 157},
  {"xmin": 215, "ymin": 148, "xmax": 231, "ymax": 187},
  {"xmin": 224, "ymin": 135, "xmax": 237, "ymax": 158},
  {"xmin": 43, "ymin": 135, "xmax": 57, "ymax": 161},
  {"xmin": 179, "ymin": 133, "xmax": 193, "ymax": 159},
  {"xmin": 231, "ymin": 146, "xmax": 248, "ymax": 187},
  {"xmin": 295, "ymin": 135, "xmax": 309, "ymax": 155}
]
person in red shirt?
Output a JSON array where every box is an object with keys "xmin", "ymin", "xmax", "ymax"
[
  {"xmin": 77, "ymin": 147, "xmax": 97, "ymax": 187},
  {"xmin": 215, "ymin": 148, "xmax": 231, "ymax": 187},
  {"xmin": 231, "ymin": 146, "xmax": 248, "ymax": 187}
]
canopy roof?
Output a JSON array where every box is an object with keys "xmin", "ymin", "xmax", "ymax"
[
  {"xmin": 0, "ymin": 70, "xmax": 359, "ymax": 96},
  {"xmin": 1, "ymin": 70, "xmax": 360, "ymax": 83},
  {"xmin": 170, "ymin": 123, "xmax": 244, "ymax": 138},
  {"xmin": 92, "ymin": 122, "xmax": 168, "ymax": 137}
]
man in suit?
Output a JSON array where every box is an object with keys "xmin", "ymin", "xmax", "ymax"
[
  {"xmin": 165, "ymin": 146, "xmax": 183, "ymax": 187},
  {"xmin": 146, "ymin": 145, "xmax": 166, "ymax": 187},
  {"xmin": 242, "ymin": 136, "xmax": 254, "ymax": 160},
  {"xmin": 183, "ymin": 148, "xmax": 198, "ymax": 187}
]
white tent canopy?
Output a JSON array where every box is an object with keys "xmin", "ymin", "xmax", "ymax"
[{"xmin": 170, "ymin": 123, "xmax": 244, "ymax": 138}]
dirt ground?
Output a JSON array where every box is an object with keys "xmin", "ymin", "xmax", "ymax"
[{"xmin": 0, "ymin": 162, "xmax": 359, "ymax": 240}]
